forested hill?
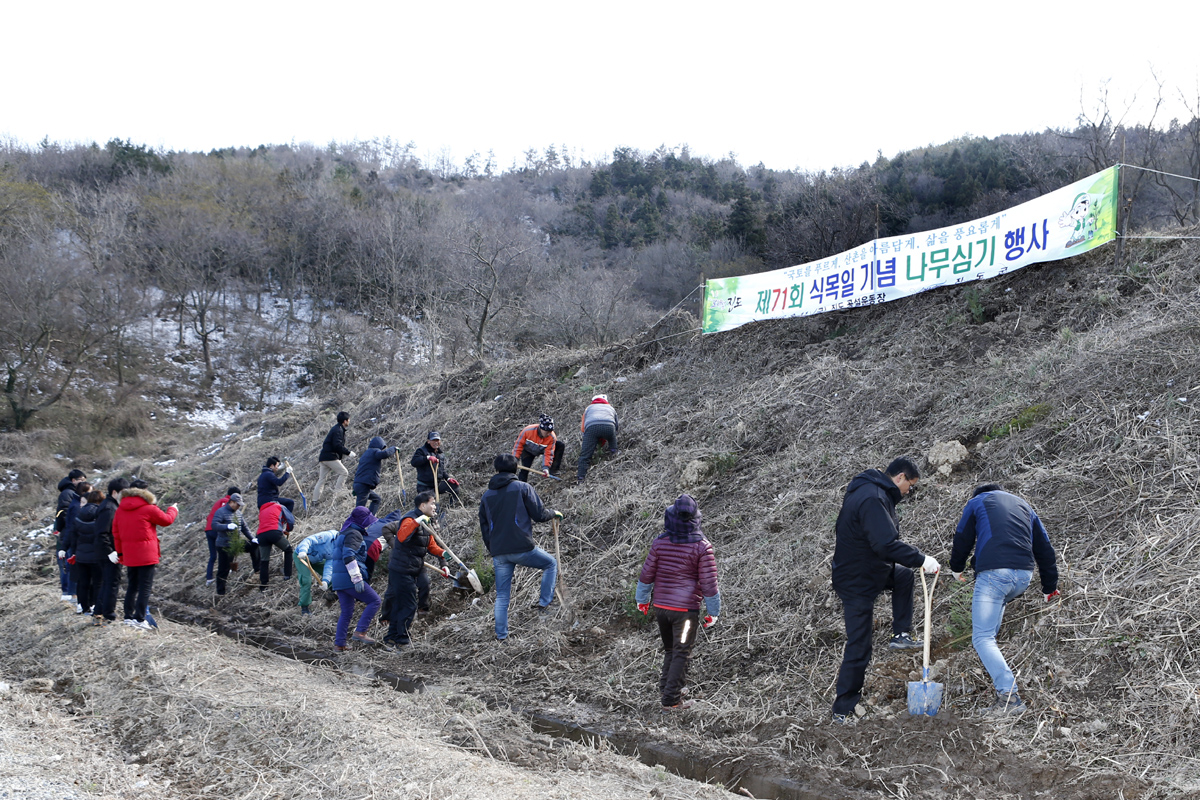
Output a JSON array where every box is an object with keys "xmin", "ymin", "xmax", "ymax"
[{"xmin": 1, "ymin": 109, "xmax": 1198, "ymax": 438}]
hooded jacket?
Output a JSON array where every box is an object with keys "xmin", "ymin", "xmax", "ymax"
[
  {"xmin": 94, "ymin": 495, "xmax": 120, "ymax": 559},
  {"xmin": 330, "ymin": 526, "xmax": 368, "ymax": 592},
  {"xmin": 257, "ymin": 466, "xmax": 289, "ymax": 507},
  {"xmin": 478, "ymin": 472, "xmax": 555, "ymax": 557},
  {"xmin": 54, "ymin": 478, "xmax": 79, "ymax": 533},
  {"xmin": 411, "ymin": 442, "xmax": 445, "ymax": 488},
  {"xmin": 354, "ymin": 436, "xmax": 396, "ymax": 488},
  {"xmin": 319, "ymin": 422, "xmax": 352, "ymax": 462},
  {"xmin": 205, "ymin": 495, "xmax": 231, "ymax": 533},
  {"xmin": 581, "ymin": 398, "xmax": 618, "ymax": 433},
  {"xmin": 62, "ymin": 504, "xmax": 102, "ymax": 564},
  {"xmin": 385, "ymin": 509, "xmax": 445, "ymax": 575},
  {"xmin": 949, "ymin": 490, "xmax": 1059, "ymax": 594},
  {"xmin": 112, "ymin": 488, "xmax": 178, "ymax": 567},
  {"xmin": 636, "ymin": 495, "xmax": 721, "ymax": 614},
  {"xmin": 256, "ymin": 501, "xmax": 295, "ymax": 536},
  {"xmin": 831, "ymin": 469, "xmax": 924, "ymax": 596}
]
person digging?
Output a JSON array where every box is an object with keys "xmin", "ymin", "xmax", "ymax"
[
  {"xmin": 479, "ymin": 454, "xmax": 561, "ymax": 642},
  {"xmin": 636, "ymin": 494, "xmax": 721, "ymax": 713},
  {"xmin": 379, "ymin": 491, "xmax": 449, "ymax": 648},
  {"xmin": 294, "ymin": 529, "xmax": 339, "ymax": 615},
  {"xmin": 512, "ymin": 414, "xmax": 558, "ymax": 482},
  {"xmin": 411, "ymin": 431, "xmax": 462, "ymax": 506},
  {"xmin": 330, "ymin": 514, "xmax": 385, "ymax": 651}
]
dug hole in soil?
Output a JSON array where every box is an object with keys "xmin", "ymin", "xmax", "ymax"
[{"xmin": 4, "ymin": 238, "xmax": 1200, "ymax": 799}]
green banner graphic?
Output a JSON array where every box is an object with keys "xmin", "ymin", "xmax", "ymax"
[{"xmin": 702, "ymin": 166, "xmax": 1119, "ymax": 334}]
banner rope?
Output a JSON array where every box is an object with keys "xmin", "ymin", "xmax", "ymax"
[{"xmin": 1117, "ymin": 163, "xmax": 1200, "ymax": 184}]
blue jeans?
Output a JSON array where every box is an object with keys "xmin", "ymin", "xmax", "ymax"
[
  {"xmin": 58, "ymin": 554, "xmax": 75, "ymax": 596},
  {"xmin": 205, "ymin": 531, "xmax": 218, "ymax": 581},
  {"xmin": 972, "ymin": 568, "xmax": 1032, "ymax": 694},
  {"xmin": 492, "ymin": 547, "xmax": 557, "ymax": 640}
]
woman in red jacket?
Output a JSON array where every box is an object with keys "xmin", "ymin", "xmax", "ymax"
[
  {"xmin": 635, "ymin": 494, "xmax": 721, "ymax": 712},
  {"xmin": 111, "ymin": 479, "xmax": 178, "ymax": 629}
]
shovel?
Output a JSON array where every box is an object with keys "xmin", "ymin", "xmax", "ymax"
[
  {"xmin": 551, "ymin": 518, "xmax": 577, "ymax": 623},
  {"xmin": 396, "ymin": 452, "xmax": 407, "ymax": 504},
  {"xmin": 517, "ymin": 464, "xmax": 562, "ymax": 481},
  {"xmin": 420, "ymin": 522, "xmax": 483, "ymax": 594},
  {"xmin": 907, "ymin": 568, "xmax": 944, "ymax": 716},
  {"xmin": 284, "ymin": 461, "xmax": 308, "ymax": 514}
]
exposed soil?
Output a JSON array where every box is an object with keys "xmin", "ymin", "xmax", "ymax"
[{"xmin": 3, "ymin": 236, "xmax": 1199, "ymax": 798}]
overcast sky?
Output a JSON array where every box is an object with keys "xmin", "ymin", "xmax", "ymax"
[{"xmin": 3, "ymin": 1, "xmax": 1197, "ymax": 173}]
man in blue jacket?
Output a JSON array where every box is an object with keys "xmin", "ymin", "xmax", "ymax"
[
  {"xmin": 949, "ymin": 483, "xmax": 1059, "ymax": 717},
  {"xmin": 478, "ymin": 454, "xmax": 562, "ymax": 641},
  {"xmin": 354, "ymin": 436, "xmax": 396, "ymax": 515},
  {"xmin": 830, "ymin": 457, "xmax": 940, "ymax": 722}
]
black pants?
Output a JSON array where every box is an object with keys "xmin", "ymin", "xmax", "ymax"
[
  {"xmin": 517, "ymin": 452, "xmax": 543, "ymax": 482},
  {"xmin": 124, "ymin": 564, "xmax": 156, "ymax": 622},
  {"xmin": 656, "ymin": 608, "xmax": 700, "ymax": 707},
  {"xmin": 258, "ymin": 530, "xmax": 293, "ymax": 588},
  {"xmin": 71, "ymin": 562, "xmax": 104, "ymax": 615},
  {"xmin": 416, "ymin": 481, "xmax": 462, "ymax": 508},
  {"xmin": 352, "ymin": 483, "xmax": 381, "ymax": 515},
  {"xmin": 384, "ymin": 568, "xmax": 430, "ymax": 645},
  {"xmin": 832, "ymin": 565, "xmax": 915, "ymax": 715},
  {"xmin": 98, "ymin": 561, "xmax": 121, "ymax": 620},
  {"xmin": 578, "ymin": 423, "xmax": 618, "ymax": 481}
]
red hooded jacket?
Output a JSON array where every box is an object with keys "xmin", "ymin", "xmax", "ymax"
[{"xmin": 112, "ymin": 488, "xmax": 178, "ymax": 567}]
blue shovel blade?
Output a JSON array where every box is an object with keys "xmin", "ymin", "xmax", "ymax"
[{"xmin": 907, "ymin": 679, "xmax": 944, "ymax": 716}]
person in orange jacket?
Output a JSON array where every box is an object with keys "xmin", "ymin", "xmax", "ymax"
[
  {"xmin": 111, "ymin": 479, "xmax": 178, "ymax": 630},
  {"xmin": 512, "ymin": 414, "xmax": 557, "ymax": 482}
]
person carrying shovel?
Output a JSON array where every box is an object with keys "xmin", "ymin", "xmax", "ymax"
[
  {"xmin": 293, "ymin": 529, "xmax": 339, "ymax": 615},
  {"xmin": 830, "ymin": 457, "xmax": 940, "ymax": 723},
  {"xmin": 379, "ymin": 491, "xmax": 449, "ymax": 648},
  {"xmin": 635, "ymin": 494, "xmax": 721, "ymax": 713},
  {"xmin": 411, "ymin": 431, "xmax": 462, "ymax": 506},
  {"xmin": 479, "ymin": 454, "xmax": 562, "ymax": 642},
  {"xmin": 512, "ymin": 414, "xmax": 558, "ymax": 482},
  {"xmin": 949, "ymin": 483, "xmax": 1059, "ymax": 717}
]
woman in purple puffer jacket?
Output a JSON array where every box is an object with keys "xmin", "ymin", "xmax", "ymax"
[{"xmin": 635, "ymin": 494, "xmax": 721, "ymax": 712}]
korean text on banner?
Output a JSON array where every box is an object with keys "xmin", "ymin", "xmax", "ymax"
[{"xmin": 702, "ymin": 166, "xmax": 1119, "ymax": 335}]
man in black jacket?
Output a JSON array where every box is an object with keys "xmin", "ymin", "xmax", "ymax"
[
  {"xmin": 411, "ymin": 431, "xmax": 461, "ymax": 505},
  {"xmin": 94, "ymin": 478, "xmax": 128, "ymax": 623},
  {"xmin": 54, "ymin": 469, "xmax": 86, "ymax": 602},
  {"xmin": 478, "ymin": 454, "xmax": 561, "ymax": 641},
  {"xmin": 830, "ymin": 457, "xmax": 940, "ymax": 721},
  {"xmin": 314, "ymin": 411, "xmax": 354, "ymax": 504},
  {"xmin": 257, "ymin": 457, "xmax": 295, "ymax": 513}
]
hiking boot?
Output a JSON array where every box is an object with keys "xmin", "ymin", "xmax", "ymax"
[
  {"xmin": 889, "ymin": 632, "xmax": 922, "ymax": 650},
  {"xmin": 985, "ymin": 692, "xmax": 1026, "ymax": 717},
  {"xmin": 333, "ymin": 644, "xmax": 350, "ymax": 653},
  {"xmin": 350, "ymin": 632, "xmax": 378, "ymax": 646},
  {"xmin": 661, "ymin": 699, "xmax": 695, "ymax": 714}
]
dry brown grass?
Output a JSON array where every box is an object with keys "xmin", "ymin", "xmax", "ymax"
[{"xmin": 4, "ymin": 236, "xmax": 1199, "ymax": 797}]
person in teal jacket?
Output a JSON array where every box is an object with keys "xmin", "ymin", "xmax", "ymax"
[{"xmin": 294, "ymin": 529, "xmax": 339, "ymax": 615}]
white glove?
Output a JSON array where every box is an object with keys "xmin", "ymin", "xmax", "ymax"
[
  {"xmin": 542, "ymin": 469, "xmax": 550, "ymax": 477},
  {"xmin": 227, "ymin": 523, "xmax": 238, "ymax": 530},
  {"xmin": 922, "ymin": 555, "xmax": 940, "ymax": 574},
  {"xmin": 416, "ymin": 514, "xmax": 430, "ymax": 525},
  {"xmin": 57, "ymin": 550, "xmax": 66, "ymax": 559},
  {"xmin": 952, "ymin": 571, "xmax": 966, "ymax": 583},
  {"xmin": 348, "ymin": 450, "xmax": 356, "ymax": 459},
  {"xmin": 286, "ymin": 465, "xmax": 293, "ymax": 474},
  {"xmin": 251, "ymin": 538, "xmax": 259, "ymax": 545},
  {"xmin": 702, "ymin": 615, "xmax": 718, "ymax": 629},
  {"xmin": 108, "ymin": 551, "xmax": 119, "ymax": 564},
  {"xmin": 319, "ymin": 581, "xmax": 329, "ymax": 591}
]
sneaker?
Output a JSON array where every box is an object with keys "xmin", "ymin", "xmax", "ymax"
[
  {"xmin": 496, "ymin": 637, "xmax": 509, "ymax": 644},
  {"xmin": 283, "ymin": 574, "xmax": 293, "ymax": 582},
  {"xmin": 61, "ymin": 593, "xmax": 73, "ymax": 602},
  {"xmin": 350, "ymin": 632, "xmax": 378, "ymax": 645},
  {"xmin": 300, "ymin": 607, "xmax": 312, "ymax": 616},
  {"xmin": 206, "ymin": 579, "xmax": 215, "ymax": 586},
  {"xmin": 889, "ymin": 632, "xmax": 922, "ymax": 650},
  {"xmin": 831, "ymin": 713, "xmax": 857, "ymax": 726},
  {"xmin": 122, "ymin": 618, "xmax": 138, "ymax": 627},
  {"xmin": 661, "ymin": 699, "xmax": 695, "ymax": 714},
  {"xmin": 75, "ymin": 604, "xmax": 84, "ymax": 614},
  {"xmin": 91, "ymin": 616, "xmax": 104, "ymax": 627},
  {"xmin": 375, "ymin": 639, "xmax": 396, "ymax": 652},
  {"xmin": 985, "ymin": 692, "xmax": 1027, "ymax": 717},
  {"xmin": 135, "ymin": 620, "xmax": 155, "ymax": 631}
]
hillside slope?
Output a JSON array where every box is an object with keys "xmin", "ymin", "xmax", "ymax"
[{"xmin": 5, "ymin": 235, "xmax": 1199, "ymax": 798}]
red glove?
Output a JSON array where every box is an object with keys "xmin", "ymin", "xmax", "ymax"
[
  {"xmin": 702, "ymin": 615, "xmax": 718, "ymax": 629},
  {"xmin": 448, "ymin": 478, "xmax": 459, "ymax": 486},
  {"xmin": 427, "ymin": 455, "xmax": 439, "ymax": 465},
  {"xmin": 637, "ymin": 603, "xmax": 650, "ymax": 616},
  {"xmin": 67, "ymin": 555, "xmax": 76, "ymax": 565},
  {"xmin": 1045, "ymin": 590, "xmax": 1061, "ymax": 602}
]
